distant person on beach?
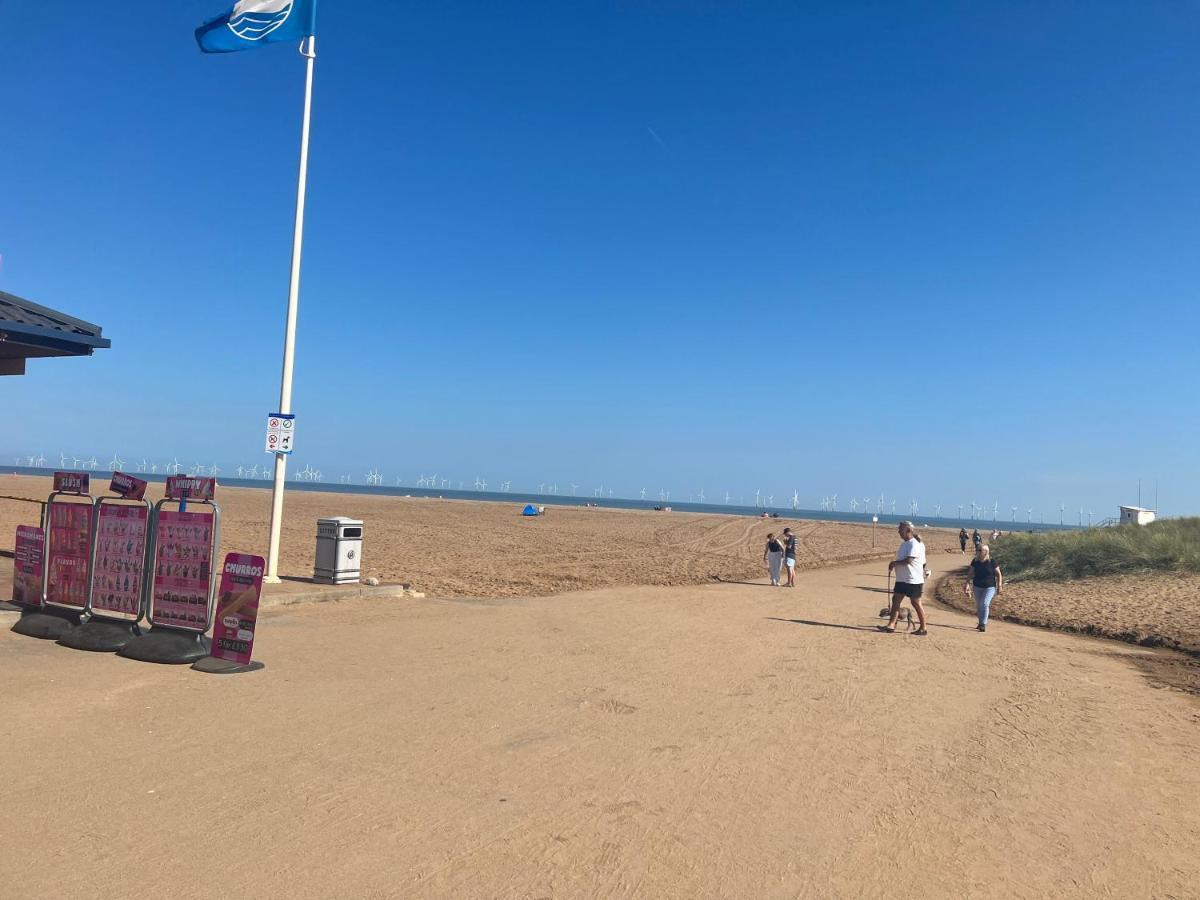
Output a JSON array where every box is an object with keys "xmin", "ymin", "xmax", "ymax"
[
  {"xmin": 972, "ymin": 529, "xmax": 982, "ymax": 552},
  {"xmin": 763, "ymin": 532, "xmax": 784, "ymax": 587},
  {"xmin": 964, "ymin": 544, "xmax": 1002, "ymax": 632},
  {"xmin": 959, "ymin": 528, "xmax": 968, "ymax": 553},
  {"xmin": 782, "ymin": 527, "xmax": 797, "ymax": 587},
  {"xmin": 880, "ymin": 521, "xmax": 928, "ymax": 635}
]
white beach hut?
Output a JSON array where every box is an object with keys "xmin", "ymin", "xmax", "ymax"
[{"xmin": 1118, "ymin": 506, "xmax": 1156, "ymax": 526}]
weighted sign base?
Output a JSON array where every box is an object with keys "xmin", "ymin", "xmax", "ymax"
[
  {"xmin": 191, "ymin": 656, "xmax": 265, "ymax": 675},
  {"xmin": 11, "ymin": 608, "xmax": 79, "ymax": 640},
  {"xmin": 58, "ymin": 618, "xmax": 140, "ymax": 652},
  {"xmin": 118, "ymin": 626, "xmax": 210, "ymax": 664}
]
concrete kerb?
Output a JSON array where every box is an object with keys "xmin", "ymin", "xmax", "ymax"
[{"xmin": 259, "ymin": 582, "xmax": 425, "ymax": 612}]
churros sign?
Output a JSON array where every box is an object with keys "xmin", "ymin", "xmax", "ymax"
[{"xmin": 211, "ymin": 553, "xmax": 265, "ymax": 666}]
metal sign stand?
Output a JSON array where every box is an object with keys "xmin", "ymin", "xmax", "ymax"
[
  {"xmin": 119, "ymin": 486, "xmax": 221, "ymax": 665},
  {"xmin": 12, "ymin": 479, "xmax": 95, "ymax": 641},
  {"xmin": 59, "ymin": 489, "xmax": 153, "ymax": 653}
]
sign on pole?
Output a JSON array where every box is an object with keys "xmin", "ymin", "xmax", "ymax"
[
  {"xmin": 211, "ymin": 553, "xmax": 265, "ymax": 666},
  {"xmin": 12, "ymin": 526, "xmax": 46, "ymax": 607},
  {"xmin": 264, "ymin": 413, "xmax": 295, "ymax": 454},
  {"xmin": 165, "ymin": 476, "xmax": 216, "ymax": 502}
]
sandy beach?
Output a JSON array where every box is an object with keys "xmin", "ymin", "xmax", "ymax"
[
  {"xmin": 4, "ymin": 475, "xmax": 1200, "ymax": 896},
  {"xmin": 0, "ymin": 474, "xmax": 959, "ymax": 598},
  {"xmin": 3, "ymin": 554, "xmax": 1199, "ymax": 898}
]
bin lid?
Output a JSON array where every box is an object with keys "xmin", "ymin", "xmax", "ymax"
[{"xmin": 317, "ymin": 516, "xmax": 363, "ymax": 526}]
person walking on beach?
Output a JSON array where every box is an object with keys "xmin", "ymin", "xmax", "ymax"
[
  {"xmin": 959, "ymin": 528, "xmax": 969, "ymax": 553},
  {"xmin": 964, "ymin": 544, "xmax": 1002, "ymax": 632},
  {"xmin": 763, "ymin": 532, "xmax": 784, "ymax": 587},
  {"xmin": 782, "ymin": 527, "xmax": 797, "ymax": 587},
  {"xmin": 972, "ymin": 528, "xmax": 982, "ymax": 553},
  {"xmin": 880, "ymin": 521, "xmax": 928, "ymax": 635}
]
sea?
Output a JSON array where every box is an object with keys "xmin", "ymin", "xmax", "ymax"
[{"xmin": 2, "ymin": 465, "xmax": 1077, "ymax": 532}]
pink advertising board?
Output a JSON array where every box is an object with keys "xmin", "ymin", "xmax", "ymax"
[
  {"xmin": 13, "ymin": 525, "xmax": 46, "ymax": 608},
  {"xmin": 53, "ymin": 471, "xmax": 90, "ymax": 494},
  {"xmin": 165, "ymin": 476, "xmax": 216, "ymax": 502},
  {"xmin": 109, "ymin": 471, "xmax": 148, "ymax": 501},
  {"xmin": 46, "ymin": 501, "xmax": 93, "ymax": 609},
  {"xmin": 91, "ymin": 504, "xmax": 149, "ymax": 617},
  {"xmin": 211, "ymin": 553, "xmax": 265, "ymax": 665},
  {"xmin": 150, "ymin": 509, "xmax": 215, "ymax": 630}
]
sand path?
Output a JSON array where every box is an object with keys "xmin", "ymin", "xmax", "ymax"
[{"xmin": 3, "ymin": 561, "xmax": 1198, "ymax": 898}]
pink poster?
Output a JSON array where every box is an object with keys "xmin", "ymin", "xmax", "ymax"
[
  {"xmin": 165, "ymin": 476, "xmax": 216, "ymax": 501},
  {"xmin": 109, "ymin": 471, "xmax": 148, "ymax": 500},
  {"xmin": 53, "ymin": 471, "xmax": 90, "ymax": 494},
  {"xmin": 151, "ymin": 509, "xmax": 214, "ymax": 630},
  {"xmin": 211, "ymin": 553, "xmax": 265, "ymax": 665},
  {"xmin": 13, "ymin": 525, "xmax": 45, "ymax": 608},
  {"xmin": 46, "ymin": 501, "xmax": 93, "ymax": 609},
  {"xmin": 90, "ymin": 504, "xmax": 149, "ymax": 617}
]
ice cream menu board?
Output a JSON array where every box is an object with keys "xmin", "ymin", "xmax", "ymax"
[
  {"xmin": 46, "ymin": 501, "xmax": 93, "ymax": 609},
  {"xmin": 13, "ymin": 525, "xmax": 45, "ymax": 607},
  {"xmin": 211, "ymin": 553, "xmax": 265, "ymax": 665},
  {"xmin": 151, "ymin": 509, "xmax": 215, "ymax": 629},
  {"xmin": 91, "ymin": 505, "xmax": 149, "ymax": 617}
]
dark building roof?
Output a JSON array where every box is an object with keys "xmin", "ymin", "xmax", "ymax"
[{"xmin": 0, "ymin": 290, "xmax": 111, "ymax": 375}]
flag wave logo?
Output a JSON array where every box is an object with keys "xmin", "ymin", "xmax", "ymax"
[{"xmin": 227, "ymin": 0, "xmax": 294, "ymax": 41}]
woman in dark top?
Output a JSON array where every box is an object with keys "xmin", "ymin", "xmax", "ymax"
[
  {"xmin": 963, "ymin": 544, "xmax": 1002, "ymax": 632},
  {"xmin": 763, "ymin": 533, "xmax": 784, "ymax": 587}
]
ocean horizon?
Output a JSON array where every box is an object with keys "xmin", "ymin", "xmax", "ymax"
[{"xmin": 2, "ymin": 465, "xmax": 1078, "ymax": 533}]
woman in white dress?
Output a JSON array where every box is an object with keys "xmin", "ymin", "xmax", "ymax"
[{"xmin": 763, "ymin": 532, "xmax": 785, "ymax": 586}]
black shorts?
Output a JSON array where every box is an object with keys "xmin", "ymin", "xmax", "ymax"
[{"xmin": 893, "ymin": 581, "xmax": 924, "ymax": 600}]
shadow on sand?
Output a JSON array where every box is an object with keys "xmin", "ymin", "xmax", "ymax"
[{"xmin": 766, "ymin": 616, "xmax": 879, "ymax": 633}]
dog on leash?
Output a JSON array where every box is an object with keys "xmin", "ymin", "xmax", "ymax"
[{"xmin": 879, "ymin": 606, "xmax": 916, "ymax": 631}]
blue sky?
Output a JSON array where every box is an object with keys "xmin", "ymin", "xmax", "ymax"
[{"xmin": 2, "ymin": 2, "xmax": 1197, "ymax": 517}]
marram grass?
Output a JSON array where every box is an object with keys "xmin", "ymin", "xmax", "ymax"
[{"xmin": 993, "ymin": 517, "xmax": 1200, "ymax": 582}]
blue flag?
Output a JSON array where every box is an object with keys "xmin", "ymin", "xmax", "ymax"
[{"xmin": 196, "ymin": 0, "xmax": 317, "ymax": 54}]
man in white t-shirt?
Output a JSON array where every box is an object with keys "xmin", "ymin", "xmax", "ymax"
[{"xmin": 879, "ymin": 520, "xmax": 928, "ymax": 635}]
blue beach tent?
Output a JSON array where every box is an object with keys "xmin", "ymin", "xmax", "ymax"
[{"xmin": 522, "ymin": 504, "xmax": 540, "ymax": 516}]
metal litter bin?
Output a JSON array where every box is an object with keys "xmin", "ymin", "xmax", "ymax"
[{"xmin": 314, "ymin": 517, "xmax": 363, "ymax": 584}]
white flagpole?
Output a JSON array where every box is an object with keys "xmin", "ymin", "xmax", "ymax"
[{"xmin": 265, "ymin": 34, "xmax": 317, "ymax": 583}]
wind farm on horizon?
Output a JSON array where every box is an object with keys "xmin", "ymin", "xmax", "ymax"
[{"xmin": 3, "ymin": 450, "xmax": 1096, "ymax": 528}]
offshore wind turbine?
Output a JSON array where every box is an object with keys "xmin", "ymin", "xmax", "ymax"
[
  {"xmin": 791, "ymin": 490, "xmax": 800, "ymax": 510},
  {"xmin": 640, "ymin": 488, "xmax": 647, "ymax": 501},
  {"xmin": 1011, "ymin": 505, "xmax": 1018, "ymax": 522},
  {"xmin": 698, "ymin": 489, "xmax": 706, "ymax": 503}
]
